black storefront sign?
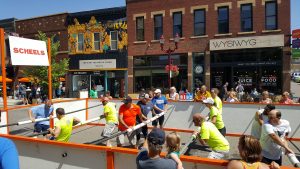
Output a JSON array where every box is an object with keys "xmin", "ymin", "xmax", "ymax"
[{"xmin": 72, "ymin": 71, "xmax": 104, "ymax": 76}]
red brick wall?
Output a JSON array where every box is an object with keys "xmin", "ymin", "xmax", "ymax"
[{"xmin": 127, "ymin": 0, "xmax": 291, "ymax": 56}]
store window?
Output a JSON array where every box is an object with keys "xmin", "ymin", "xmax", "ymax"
[
  {"xmin": 193, "ymin": 53, "xmax": 205, "ymax": 90},
  {"xmin": 241, "ymin": 4, "xmax": 253, "ymax": 32},
  {"xmin": 154, "ymin": 14, "xmax": 163, "ymax": 40},
  {"xmin": 94, "ymin": 32, "xmax": 100, "ymax": 50},
  {"xmin": 78, "ymin": 33, "xmax": 84, "ymax": 51},
  {"xmin": 173, "ymin": 12, "xmax": 182, "ymax": 37},
  {"xmin": 136, "ymin": 16, "xmax": 144, "ymax": 41},
  {"xmin": 265, "ymin": 1, "xmax": 277, "ymax": 30},
  {"xmin": 218, "ymin": 7, "xmax": 229, "ymax": 34},
  {"xmin": 110, "ymin": 31, "xmax": 118, "ymax": 50},
  {"xmin": 194, "ymin": 9, "xmax": 206, "ymax": 36}
]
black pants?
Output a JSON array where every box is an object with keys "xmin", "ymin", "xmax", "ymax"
[
  {"xmin": 136, "ymin": 125, "xmax": 148, "ymax": 141},
  {"xmin": 218, "ymin": 126, "xmax": 226, "ymax": 137},
  {"xmin": 262, "ymin": 156, "xmax": 282, "ymax": 166}
]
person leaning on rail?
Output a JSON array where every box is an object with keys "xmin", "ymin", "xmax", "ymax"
[
  {"xmin": 192, "ymin": 113, "xmax": 230, "ymax": 159},
  {"xmin": 28, "ymin": 99, "xmax": 54, "ymax": 138},
  {"xmin": 101, "ymin": 97, "xmax": 118, "ymax": 147},
  {"xmin": 47, "ymin": 108, "xmax": 81, "ymax": 142},
  {"xmin": 136, "ymin": 128, "xmax": 177, "ymax": 169},
  {"xmin": 227, "ymin": 135, "xmax": 280, "ymax": 169}
]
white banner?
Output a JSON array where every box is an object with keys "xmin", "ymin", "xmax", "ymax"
[
  {"xmin": 210, "ymin": 34, "xmax": 284, "ymax": 51},
  {"xmin": 9, "ymin": 36, "xmax": 49, "ymax": 66},
  {"xmin": 79, "ymin": 59, "xmax": 116, "ymax": 69}
]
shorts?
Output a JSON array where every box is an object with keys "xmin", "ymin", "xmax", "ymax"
[
  {"xmin": 20, "ymin": 94, "xmax": 26, "ymax": 99},
  {"xmin": 152, "ymin": 114, "xmax": 164, "ymax": 126},
  {"xmin": 117, "ymin": 130, "xmax": 137, "ymax": 146},
  {"xmin": 101, "ymin": 123, "xmax": 117, "ymax": 137},
  {"xmin": 262, "ymin": 156, "xmax": 282, "ymax": 166},
  {"xmin": 208, "ymin": 150, "xmax": 229, "ymax": 159},
  {"xmin": 34, "ymin": 124, "xmax": 50, "ymax": 133},
  {"xmin": 218, "ymin": 127, "xmax": 226, "ymax": 136}
]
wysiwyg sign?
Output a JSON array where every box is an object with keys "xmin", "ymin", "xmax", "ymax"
[
  {"xmin": 9, "ymin": 36, "xmax": 49, "ymax": 66},
  {"xmin": 210, "ymin": 34, "xmax": 284, "ymax": 51},
  {"xmin": 79, "ymin": 59, "xmax": 116, "ymax": 69}
]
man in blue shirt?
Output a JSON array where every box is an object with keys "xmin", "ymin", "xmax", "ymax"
[
  {"xmin": 0, "ymin": 137, "xmax": 19, "ymax": 169},
  {"xmin": 151, "ymin": 89, "xmax": 168, "ymax": 129},
  {"xmin": 28, "ymin": 99, "xmax": 54, "ymax": 135}
]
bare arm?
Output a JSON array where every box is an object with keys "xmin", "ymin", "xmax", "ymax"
[
  {"xmin": 169, "ymin": 153, "xmax": 183, "ymax": 169},
  {"xmin": 73, "ymin": 117, "xmax": 81, "ymax": 126},
  {"xmin": 211, "ymin": 116, "xmax": 217, "ymax": 124},
  {"xmin": 49, "ymin": 126, "xmax": 61, "ymax": 138},
  {"xmin": 164, "ymin": 104, "xmax": 168, "ymax": 113},
  {"xmin": 119, "ymin": 114, "xmax": 130, "ymax": 129},
  {"xmin": 226, "ymin": 160, "xmax": 242, "ymax": 169},
  {"xmin": 256, "ymin": 111, "xmax": 264, "ymax": 126},
  {"xmin": 28, "ymin": 109, "xmax": 35, "ymax": 122},
  {"xmin": 269, "ymin": 133, "xmax": 294, "ymax": 154},
  {"xmin": 153, "ymin": 105, "xmax": 164, "ymax": 112}
]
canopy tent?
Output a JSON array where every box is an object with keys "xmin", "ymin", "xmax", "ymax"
[
  {"xmin": 59, "ymin": 77, "xmax": 66, "ymax": 82},
  {"xmin": 0, "ymin": 76, "xmax": 12, "ymax": 83},
  {"xmin": 18, "ymin": 77, "xmax": 30, "ymax": 83}
]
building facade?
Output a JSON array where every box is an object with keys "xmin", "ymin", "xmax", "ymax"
[
  {"xmin": 126, "ymin": 0, "xmax": 291, "ymax": 94},
  {"xmin": 67, "ymin": 7, "xmax": 128, "ymax": 98}
]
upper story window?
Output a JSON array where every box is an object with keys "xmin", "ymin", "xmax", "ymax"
[
  {"xmin": 110, "ymin": 31, "xmax": 118, "ymax": 50},
  {"xmin": 154, "ymin": 14, "xmax": 163, "ymax": 40},
  {"xmin": 136, "ymin": 16, "xmax": 144, "ymax": 41},
  {"xmin": 241, "ymin": 4, "xmax": 253, "ymax": 32},
  {"xmin": 78, "ymin": 33, "xmax": 84, "ymax": 51},
  {"xmin": 173, "ymin": 12, "xmax": 182, "ymax": 37},
  {"xmin": 265, "ymin": 1, "xmax": 278, "ymax": 30},
  {"xmin": 218, "ymin": 7, "xmax": 229, "ymax": 34},
  {"xmin": 194, "ymin": 9, "xmax": 206, "ymax": 36},
  {"xmin": 94, "ymin": 32, "xmax": 100, "ymax": 50}
]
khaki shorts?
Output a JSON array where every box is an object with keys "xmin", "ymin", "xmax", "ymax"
[
  {"xmin": 101, "ymin": 123, "xmax": 117, "ymax": 137},
  {"xmin": 117, "ymin": 130, "xmax": 137, "ymax": 146}
]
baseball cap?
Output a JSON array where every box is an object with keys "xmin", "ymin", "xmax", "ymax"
[
  {"xmin": 122, "ymin": 96, "xmax": 132, "ymax": 104},
  {"xmin": 139, "ymin": 93, "xmax": 150, "ymax": 99},
  {"xmin": 154, "ymin": 89, "xmax": 161, "ymax": 93},
  {"xmin": 147, "ymin": 128, "xmax": 165, "ymax": 145},
  {"xmin": 203, "ymin": 97, "xmax": 214, "ymax": 104}
]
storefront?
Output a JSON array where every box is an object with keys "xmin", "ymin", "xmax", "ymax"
[
  {"xmin": 133, "ymin": 54, "xmax": 188, "ymax": 93},
  {"xmin": 210, "ymin": 34, "xmax": 285, "ymax": 94}
]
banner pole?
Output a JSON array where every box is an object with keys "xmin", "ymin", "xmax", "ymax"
[
  {"xmin": 47, "ymin": 38, "xmax": 52, "ymax": 100},
  {"xmin": 0, "ymin": 28, "xmax": 8, "ymax": 111}
]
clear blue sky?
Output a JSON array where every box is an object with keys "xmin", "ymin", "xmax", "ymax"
[{"xmin": 0, "ymin": 0, "xmax": 299, "ymax": 30}]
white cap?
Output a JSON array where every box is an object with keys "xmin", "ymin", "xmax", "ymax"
[
  {"xmin": 154, "ymin": 89, "xmax": 161, "ymax": 93},
  {"xmin": 203, "ymin": 98, "xmax": 214, "ymax": 104}
]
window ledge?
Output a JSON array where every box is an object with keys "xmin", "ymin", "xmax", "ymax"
[
  {"xmin": 214, "ymin": 33, "xmax": 233, "ymax": 37},
  {"xmin": 133, "ymin": 41, "xmax": 147, "ymax": 44},
  {"xmin": 169, "ymin": 37, "xmax": 185, "ymax": 41},
  {"xmin": 151, "ymin": 40, "xmax": 160, "ymax": 43},
  {"xmin": 237, "ymin": 31, "xmax": 257, "ymax": 35},
  {"xmin": 190, "ymin": 35, "xmax": 209, "ymax": 39},
  {"xmin": 262, "ymin": 29, "xmax": 282, "ymax": 33}
]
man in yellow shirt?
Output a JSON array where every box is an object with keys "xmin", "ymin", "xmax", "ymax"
[
  {"xmin": 101, "ymin": 97, "xmax": 118, "ymax": 146},
  {"xmin": 194, "ymin": 85, "xmax": 211, "ymax": 102},
  {"xmin": 192, "ymin": 113, "xmax": 230, "ymax": 159},
  {"xmin": 211, "ymin": 88, "xmax": 223, "ymax": 114},
  {"xmin": 47, "ymin": 108, "xmax": 81, "ymax": 142},
  {"xmin": 203, "ymin": 98, "xmax": 226, "ymax": 136}
]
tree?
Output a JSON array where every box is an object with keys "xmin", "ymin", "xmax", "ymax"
[{"xmin": 22, "ymin": 31, "xmax": 69, "ymax": 96}]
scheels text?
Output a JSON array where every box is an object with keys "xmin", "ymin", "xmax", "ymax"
[{"xmin": 13, "ymin": 48, "xmax": 45, "ymax": 55}]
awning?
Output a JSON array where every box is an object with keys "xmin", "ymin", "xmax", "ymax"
[
  {"xmin": 18, "ymin": 77, "xmax": 30, "ymax": 83},
  {"xmin": 59, "ymin": 77, "xmax": 66, "ymax": 82},
  {"xmin": 0, "ymin": 76, "xmax": 12, "ymax": 83}
]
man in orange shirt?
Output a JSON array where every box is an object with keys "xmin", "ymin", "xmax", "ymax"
[
  {"xmin": 194, "ymin": 85, "xmax": 211, "ymax": 102},
  {"xmin": 117, "ymin": 96, "xmax": 147, "ymax": 148}
]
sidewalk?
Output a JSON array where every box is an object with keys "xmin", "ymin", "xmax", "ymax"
[{"xmin": 0, "ymin": 97, "xmax": 24, "ymax": 107}]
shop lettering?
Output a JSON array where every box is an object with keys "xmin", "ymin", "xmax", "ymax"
[
  {"xmin": 13, "ymin": 48, "xmax": 45, "ymax": 55},
  {"xmin": 212, "ymin": 39, "xmax": 257, "ymax": 49}
]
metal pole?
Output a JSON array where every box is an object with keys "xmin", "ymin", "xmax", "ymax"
[
  {"xmin": 47, "ymin": 38, "xmax": 52, "ymax": 100},
  {"xmin": 168, "ymin": 50, "xmax": 171, "ymax": 89},
  {"xmin": 0, "ymin": 28, "xmax": 8, "ymax": 111}
]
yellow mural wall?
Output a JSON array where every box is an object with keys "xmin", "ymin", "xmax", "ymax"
[{"xmin": 68, "ymin": 16, "xmax": 127, "ymax": 54}]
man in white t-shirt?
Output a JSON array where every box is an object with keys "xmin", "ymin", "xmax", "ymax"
[
  {"xmin": 260, "ymin": 109, "xmax": 294, "ymax": 165},
  {"xmin": 250, "ymin": 104, "xmax": 275, "ymax": 139}
]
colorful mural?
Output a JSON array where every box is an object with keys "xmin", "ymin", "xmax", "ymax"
[{"xmin": 68, "ymin": 16, "xmax": 127, "ymax": 54}]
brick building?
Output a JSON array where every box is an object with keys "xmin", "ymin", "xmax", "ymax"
[
  {"xmin": 126, "ymin": 0, "xmax": 291, "ymax": 95},
  {"xmin": 15, "ymin": 13, "xmax": 69, "ymax": 60}
]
